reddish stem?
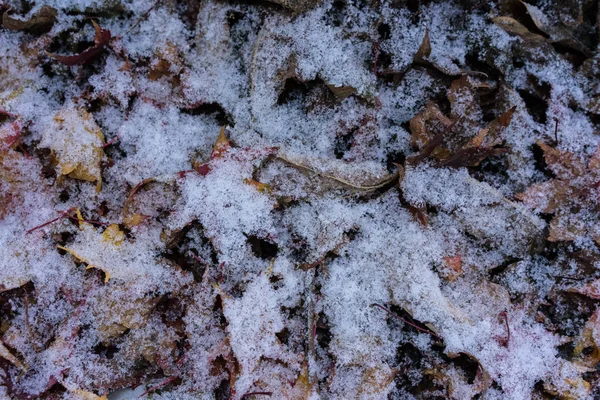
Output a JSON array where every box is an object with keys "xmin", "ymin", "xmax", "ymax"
[
  {"xmin": 372, "ymin": 303, "xmax": 440, "ymax": 339},
  {"xmin": 499, "ymin": 311, "xmax": 510, "ymax": 347},
  {"xmin": 189, "ymin": 252, "xmax": 207, "ymax": 264},
  {"xmin": 26, "ymin": 207, "xmax": 76, "ymax": 234},
  {"xmin": 138, "ymin": 375, "xmax": 178, "ymax": 398},
  {"xmin": 64, "ymin": 214, "xmax": 109, "ymax": 227},
  {"xmin": 26, "ymin": 208, "xmax": 108, "ymax": 234},
  {"xmin": 102, "ymin": 134, "xmax": 121, "ymax": 147},
  {"xmin": 241, "ymin": 392, "xmax": 273, "ymax": 399}
]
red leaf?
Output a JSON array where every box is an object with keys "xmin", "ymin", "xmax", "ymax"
[{"xmin": 48, "ymin": 21, "xmax": 111, "ymax": 66}]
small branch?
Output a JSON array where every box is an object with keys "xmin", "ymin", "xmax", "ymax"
[
  {"xmin": 26, "ymin": 207, "xmax": 76, "ymax": 234},
  {"xmin": 126, "ymin": 0, "xmax": 162, "ymax": 35},
  {"xmin": 371, "ymin": 303, "xmax": 440, "ymax": 339},
  {"xmin": 276, "ymin": 156, "xmax": 399, "ymax": 192},
  {"xmin": 241, "ymin": 392, "xmax": 273, "ymax": 399},
  {"xmin": 499, "ymin": 311, "xmax": 510, "ymax": 347},
  {"xmin": 138, "ymin": 375, "xmax": 177, "ymax": 398}
]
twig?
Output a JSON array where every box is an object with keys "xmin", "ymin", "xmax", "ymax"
[
  {"xmin": 371, "ymin": 303, "xmax": 440, "ymax": 339},
  {"xmin": 102, "ymin": 134, "xmax": 120, "ymax": 147},
  {"xmin": 26, "ymin": 207, "xmax": 76, "ymax": 234},
  {"xmin": 276, "ymin": 156, "xmax": 399, "ymax": 192},
  {"xmin": 138, "ymin": 375, "xmax": 177, "ymax": 398},
  {"xmin": 126, "ymin": 0, "xmax": 162, "ymax": 35},
  {"xmin": 554, "ymin": 118, "xmax": 559, "ymax": 146},
  {"xmin": 499, "ymin": 311, "xmax": 510, "ymax": 347},
  {"xmin": 241, "ymin": 392, "xmax": 273, "ymax": 399}
]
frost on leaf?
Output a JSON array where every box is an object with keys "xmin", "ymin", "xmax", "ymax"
[
  {"xmin": 42, "ymin": 107, "xmax": 105, "ymax": 192},
  {"xmin": 516, "ymin": 141, "xmax": 600, "ymax": 244}
]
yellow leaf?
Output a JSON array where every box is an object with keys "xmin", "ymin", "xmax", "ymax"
[
  {"xmin": 44, "ymin": 107, "xmax": 105, "ymax": 192},
  {"xmin": 70, "ymin": 389, "xmax": 108, "ymax": 400},
  {"xmin": 58, "ymin": 244, "xmax": 111, "ymax": 283},
  {"xmin": 211, "ymin": 125, "xmax": 231, "ymax": 159},
  {"xmin": 123, "ymin": 213, "xmax": 149, "ymax": 228},
  {"xmin": 102, "ymin": 224, "xmax": 125, "ymax": 246},
  {"xmin": 244, "ymin": 178, "xmax": 271, "ymax": 194}
]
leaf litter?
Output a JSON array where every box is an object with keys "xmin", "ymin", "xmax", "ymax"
[{"xmin": 1, "ymin": 0, "xmax": 600, "ymax": 399}]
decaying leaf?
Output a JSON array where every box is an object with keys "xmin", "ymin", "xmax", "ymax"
[
  {"xmin": 414, "ymin": 27, "xmax": 431, "ymax": 64},
  {"xmin": 47, "ymin": 21, "xmax": 111, "ymax": 66},
  {"xmin": 441, "ymin": 254, "xmax": 462, "ymax": 281},
  {"xmin": 518, "ymin": 0, "xmax": 591, "ymax": 56},
  {"xmin": 326, "ymin": 84, "xmax": 356, "ymax": 100},
  {"xmin": 2, "ymin": 6, "xmax": 57, "ymax": 34},
  {"xmin": 42, "ymin": 107, "xmax": 105, "ymax": 192},
  {"xmin": 0, "ymin": 340, "xmax": 26, "ymax": 371},
  {"xmin": 491, "ymin": 16, "xmax": 546, "ymax": 42},
  {"xmin": 573, "ymin": 308, "xmax": 600, "ymax": 368},
  {"xmin": 516, "ymin": 141, "xmax": 599, "ymax": 243},
  {"xmin": 407, "ymin": 90, "xmax": 513, "ymax": 168}
]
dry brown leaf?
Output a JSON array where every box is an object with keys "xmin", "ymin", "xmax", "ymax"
[
  {"xmin": 0, "ymin": 339, "xmax": 26, "ymax": 371},
  {"xmin": 409, "ymin": 102, "xmax": 452, "ymax": 151},
  {"xmin": 2, "ymin": 6, "xmax": 57, "ymax": 34},
  {"xmin": 468, "ymin": 106, "xmax": 516, "ymax": 148},
  {"xmin": 326, "ymin": 84, "xmax": 356, "ymax": 100},
  {"xmin": 515, "ymin": 179, "xmax": 572, "ymax": 213},
  {"xmin": 491, "ymin": 16, "xmax": 546, "ymax": 42},
  {"xmin": 414, "ymin": 27, "xmax": 431, "ymax": 64},
  {"xmin": 47, "ymin": 21, "xmax": 112, "ymax": 66},
  {"xmin": 573, "ymin": 308, "xmax": 600, "ymax": 368},
  {"xmin": 441, "ymin": 254, "xmax": 462, "ymax": 282},
  {"xmin": 566, "ymin": 279, "xmax": 600, "ymax": 300},
  {"xmin": 536, "ymin": 140, "xmax": 587, "ymax": 179},
  {"xmin": 548, "ymin": 212, "xmax": 587, "ymax": 242}
]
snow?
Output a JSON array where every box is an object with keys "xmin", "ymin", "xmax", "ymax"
[{"xmin": 1, "ymin": 0, "xmax": 599, "ymax": 398}]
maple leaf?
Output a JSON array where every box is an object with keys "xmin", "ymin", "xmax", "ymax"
[
  {"xmin": 47, "ymin": 21, "xmax": 111, "ymax": 66},
  {"xmin": 516, "ymin": 141, "xmax": 600, "ymax": 244},
  {"xmin": 42, "ymin": 107, "xmax": 105, "ymax": 192},
  {"xmin": 407, "ymin": 96, "xmax": 514, "ymax": 168}
]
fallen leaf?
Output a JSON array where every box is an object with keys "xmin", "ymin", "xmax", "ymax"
[
  {"xmin": 0, "ymin": 340, "xmax": 26, "ymax": 371},
  {"xmin": 326, "ymin": 84, "xmax": 356, "ymax": 100},
  {"xmin": 515, "ymin": 179, "xmax": 572, "ymax": 213},
  {"xmin": 2, "ymin": 6, "xmax": 57, "ymax": 34},
  {"xmin": 413, "ymin": 27, "xmax": 431, "ymax": 64},
  {"xmin": 518, "ymin": 0, "xmax": 591, "ymax": 56},
  {"xmin": 43, "ymin": 107, "xmax": 105, "ymax": 192},
  {"xmin": 573, "ymin": 309, "xmax": 600, "ymax": 368},
  {"xmin": 47, "ymin": 21, "xmax": 111, "ymax": 66},
  {"xmin": 536, "ymin": 140, "xmax": 586, "ymax": 179},
  {"xmin": 491, "ymin": 16, "xmax": 546, "ymax": 42},
  {"xmin": 441, "ymin": 254, "xmax": 462, "ymax": 281}
]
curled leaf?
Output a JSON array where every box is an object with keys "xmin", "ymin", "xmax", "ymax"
[
  {"xmin": 414, "ymin": 27, "xmax": 431, "ymax": 64},
  {"xmin": 2, "ymin": 6, "xmax": 57, "ymax": 34},
  {"xmin": 491, "ymin": 16, "xmax": 546, "ymax": 42},
  {"xmin": 326, "ymin": 84, "xmax": 356, "ymax": 101},
  {"xmin": 211, "ymin": 125, "xmax": 231, "ymax": 159},
  {"xmin": 47, "ymin": 21, "xmax": 111, "ymax": 66}
]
